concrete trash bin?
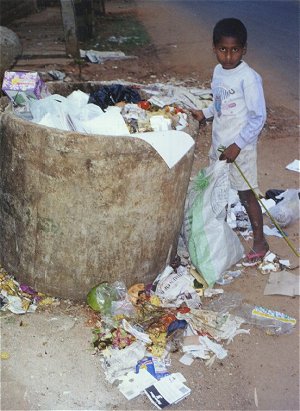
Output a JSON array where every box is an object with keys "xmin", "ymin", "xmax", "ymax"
[{"xmin": 0, "ymin": 82, "xmax": 195, "ymax": 300}]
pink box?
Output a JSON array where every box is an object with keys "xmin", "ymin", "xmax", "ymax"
[{"xmin": 1, "ymin": 71, "xmax": 50, "ymax": 109}]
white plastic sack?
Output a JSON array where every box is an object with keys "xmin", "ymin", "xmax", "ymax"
[
  {"xmin": 268, "ymin": 189, "xmax": 300, "ymax": 227},
  {"xmin": 66, "ymin": 89, "xmax": 89, "ymax": 108},
  {"xmin": 79, "ymin": 106, "xmax": 130, "ymax": 135},
  {"xmin": 186, "ymin": 161, "xmax": 244, "ymax": 286}
]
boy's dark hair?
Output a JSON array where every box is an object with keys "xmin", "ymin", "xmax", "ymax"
[{"xmin": 213, "ymin": 18, "xmax": 247, "ymax": 47}]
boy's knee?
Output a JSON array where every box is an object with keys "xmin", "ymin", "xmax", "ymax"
[{"xmin": 238, "ymin": 189, "xmax": 252, "ymax": 206}]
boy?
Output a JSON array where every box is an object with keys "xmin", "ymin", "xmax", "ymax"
[{"xmin": 191, "ymin": 18, "xmax": 269, "ymax": 265}]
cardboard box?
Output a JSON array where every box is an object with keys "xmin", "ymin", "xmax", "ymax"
[{"xmin": 1, "ymin": 71, "xmax": 50, "ymax": 109}]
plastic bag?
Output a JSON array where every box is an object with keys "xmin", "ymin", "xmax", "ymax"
[
  {"xmin": 234, "ymin": 304, "xmax": 296, "ymax": 335},
  {"xmin": 87, "ymin": 281, "xmax": 128, "ymax": 315},
  {"xmin": 186, "ymin": 161, "xmax": 244, "ymax": 287},
  {"xmin": 89, "ymin": 84, "xmax": 142, "ymax": 110},
  {"xmin": 268, "ymin": 189, "xmax": 300, "ymax": 227}
]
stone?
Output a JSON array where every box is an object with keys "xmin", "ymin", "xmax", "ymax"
[{"xmin": 0, "ymin": 26, "xmax": 22, "ymax": 80}]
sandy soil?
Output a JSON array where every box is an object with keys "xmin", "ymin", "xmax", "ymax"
[{"xmin": 1, "ymin": 1, "xmax": 299, "ymax": 410}]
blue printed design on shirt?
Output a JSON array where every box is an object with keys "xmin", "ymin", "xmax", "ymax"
[{"xmin": 214, "ymin": 86, "xmax": 234, "ymax": 117}]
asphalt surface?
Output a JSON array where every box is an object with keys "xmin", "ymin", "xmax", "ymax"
[{"xmin": 165, "ymin": 0, "xmax": 300, "ymax": 112}]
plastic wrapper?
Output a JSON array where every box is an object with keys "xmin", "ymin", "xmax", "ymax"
[
  {"xmin": 205, "ymin": 291, "xmax": 243, "ymax": 315},
  {"xmin": 268, "ymin": 189, "xmax": 300, "ymax": 227},
  {"xmin": 88, "ymin": 84, "xmax": 142, "ymax": 110},
  {"xmin": 234, "ymin": 303, "xmax": 296, "ymax": 335},
  {"xmin": 87, "ymin": 280, "xmax": 134, "ymax": 318}
]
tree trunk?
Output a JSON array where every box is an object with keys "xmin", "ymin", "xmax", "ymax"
[{"xmin": 60, "ymin": 0, "xmax": 79, "ymax": 57}]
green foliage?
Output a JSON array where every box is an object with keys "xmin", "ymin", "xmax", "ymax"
[{"xmin": 83, "ymin": 12, "xmax": 151, "ymax": 53}]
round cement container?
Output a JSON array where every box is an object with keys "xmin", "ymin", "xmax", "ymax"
[{"xmin": 0, "ymin": 82, "xmax": 195, "ymax": 300}]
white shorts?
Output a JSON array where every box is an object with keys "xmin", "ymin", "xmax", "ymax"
[{"xmin": 209, "ymin": 146, "xmax": 258, "ymax": 192}]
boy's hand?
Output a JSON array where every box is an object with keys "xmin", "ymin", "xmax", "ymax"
[
  {"xmin": 190, "ymin": 109, "xmax": 205, "ymax": 123},
  {"xmin": 219, "ymin": 143, "xmax": 241, "ymax": 163}
]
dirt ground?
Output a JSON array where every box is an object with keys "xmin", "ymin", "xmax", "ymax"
[{"xmin": 1, "ymin": 1, "xmax": 299, "ymax": 410}]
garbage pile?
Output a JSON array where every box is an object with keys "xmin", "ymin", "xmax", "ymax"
[
  {"xmin": 86, "ymin": 260, "xmax": 297, "ymax": 408},
  {"xmin": 0, "ymin": 266, "xmax": 57, "ymax": 314},
  {"xmin": 1, "ymin": 71, "xmax": 212, "ymax": 137}
]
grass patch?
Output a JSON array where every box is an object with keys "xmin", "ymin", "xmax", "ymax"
[{"xmin": 82, "ymin": 11, "xmax": 151, "ymax": 54}]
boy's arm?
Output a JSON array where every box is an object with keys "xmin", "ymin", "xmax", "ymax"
[
  {"xmin": 220, "ymin": 77, "xmax": 266, "ymax": 163},
  {"xmin": 234, "ymin": 77, "xmax": 266, "ymax": 150},
  {"xmin": 190, "ymin": 102, "xmax": 214, "ymax": 122}
]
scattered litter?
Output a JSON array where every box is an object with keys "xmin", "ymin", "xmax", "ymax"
[
  {"xmin": 0, "ymin": 267, "xmax": 57, "ymax": 314},
  {"xmin": 179, "ymin": 353, "xmax": 194, "ymax": 366},
  {"xmin": 177, "ymin": 308, "xmax": 245, "ymax": 342},
  {"xmin": 101, "ymin": 341, "xmax": 146, "ymax": 383},
  {"xmin": 216, "ymin": 270, "xmax": 243, "ymax": 286},
  {"xmin": 265, "ymin": 189, "xmax": 284, "ymax": 203},
  {"xmin": 0, "ymin": 291, "xmax": 37, "ymax": 314},
  {"xmin": 118, "ymin": 368, "xmax": 157, "ymax": 400},
  {"xmin": 264, "ymin": 271, "xmax": 300, "ymax": 296},
  {"xmin": 268, "ymin": 189, "xmax": 300, "ymax": 227},
  {"xmin": 235, "ymin": 304, "xmax": 296, "ymax": 335},
  {"xmin": 257, "ymin": 260, "xmax": 280, "ymax": 275},
  {"xmin": 182, "ymin": 335, "xmax": 228, "ymax": 360},
  {"xmin": 256, "ymin": 252, "xmax": 280, "ymax": 274},
  {"xmin": 2, "ymin": 70, "xmax": 50, "ymax": 112},
  {"xmin": 136, "ymin": 356, "xmax": 170, "ymax": 380},
  {"xmin": 80, "ymin": 49, "xmax": 137, "ymax": 64},
  {"xmin": 122, "ymin": 319, "xmax": 152, "ymax": 344},
  {"xmin": 0, "ymin": 352, "xmax": 10, "ymax": 360},
  {"xmin": 205, "ymin": 291, "xmax": 243, "ymax": 315},
  {"xmin": 252, "ymin": 306, "xmax": 296, "ymax": 325},
  {"xmin": 260, "ymin": 198, "xmax": 276, "ymax": 213},
  {"xmin": 142, "ymin": 83, "xmax": 212, "ymax": 110},
  {"xmin": 278, "ymin": 259, "xmax": 291, "ymax": 268},
  {"xmin": 203, "ymin": 288, "xmax": 224, "ymax": 297},
  {"xmin": 151, "ymin": 265, "xmax": 201, "ymax": 308},
  {"xmin": 144, "ymin": 372, "xmax": 191, "ymax": 409},
  {"xmin": 263, "ymin": 225, "xmax": 284, "ymax": 238},
  {"xmin": 86, "ymin": 280, "xmax": 134, "ymax": 317},
  {"xmin": 89, "ymin": 84, "xmax": 141, "ymax": 110},
  {"xmin": 48, "ymin": 70, "xmax": 66, "ymax": 81},
  {"xmin": 254, "ymin": 387, "xmax": 258, "ymax": 408},
  {"xmin": 108, "ymin": 35, "xmax": 138, "ymax": 44},
  {"xmin": 264, "ymin": 252, "xmax": 277, "ymax": 262},
  {"xmin": 286, "ymin": 159, "xmax": 300, "ymax": 173}
]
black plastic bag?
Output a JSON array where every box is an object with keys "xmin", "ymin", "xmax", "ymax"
[
  {"xmin": 265, "ymin": 189, "xmax": 284, "ymax": 203},
  {"xmin": 88, "ymin": 84, "xmax": 142, "ymax": 110}
]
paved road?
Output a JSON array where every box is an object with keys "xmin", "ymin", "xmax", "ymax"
[{"xmin": 162, "ymin": 0, "xmax": 300, "ymax": 113}]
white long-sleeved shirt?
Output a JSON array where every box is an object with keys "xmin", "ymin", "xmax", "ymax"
[{"xmin": 202, "ymin": 61, "xmax": 266, "ymax": 151}]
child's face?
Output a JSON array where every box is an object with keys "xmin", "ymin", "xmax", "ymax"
[{"xmin": 213, "ymin": 36, "xmax": 247, "ymax": 70}]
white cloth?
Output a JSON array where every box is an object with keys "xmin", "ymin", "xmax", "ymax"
[
  {"xmin": 203, "ymin": 61, "xmax": 266, "ymax": 151},
  {"xmin": 209, "ymin": 146, "xmax": 258, "ymax": 191}
]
